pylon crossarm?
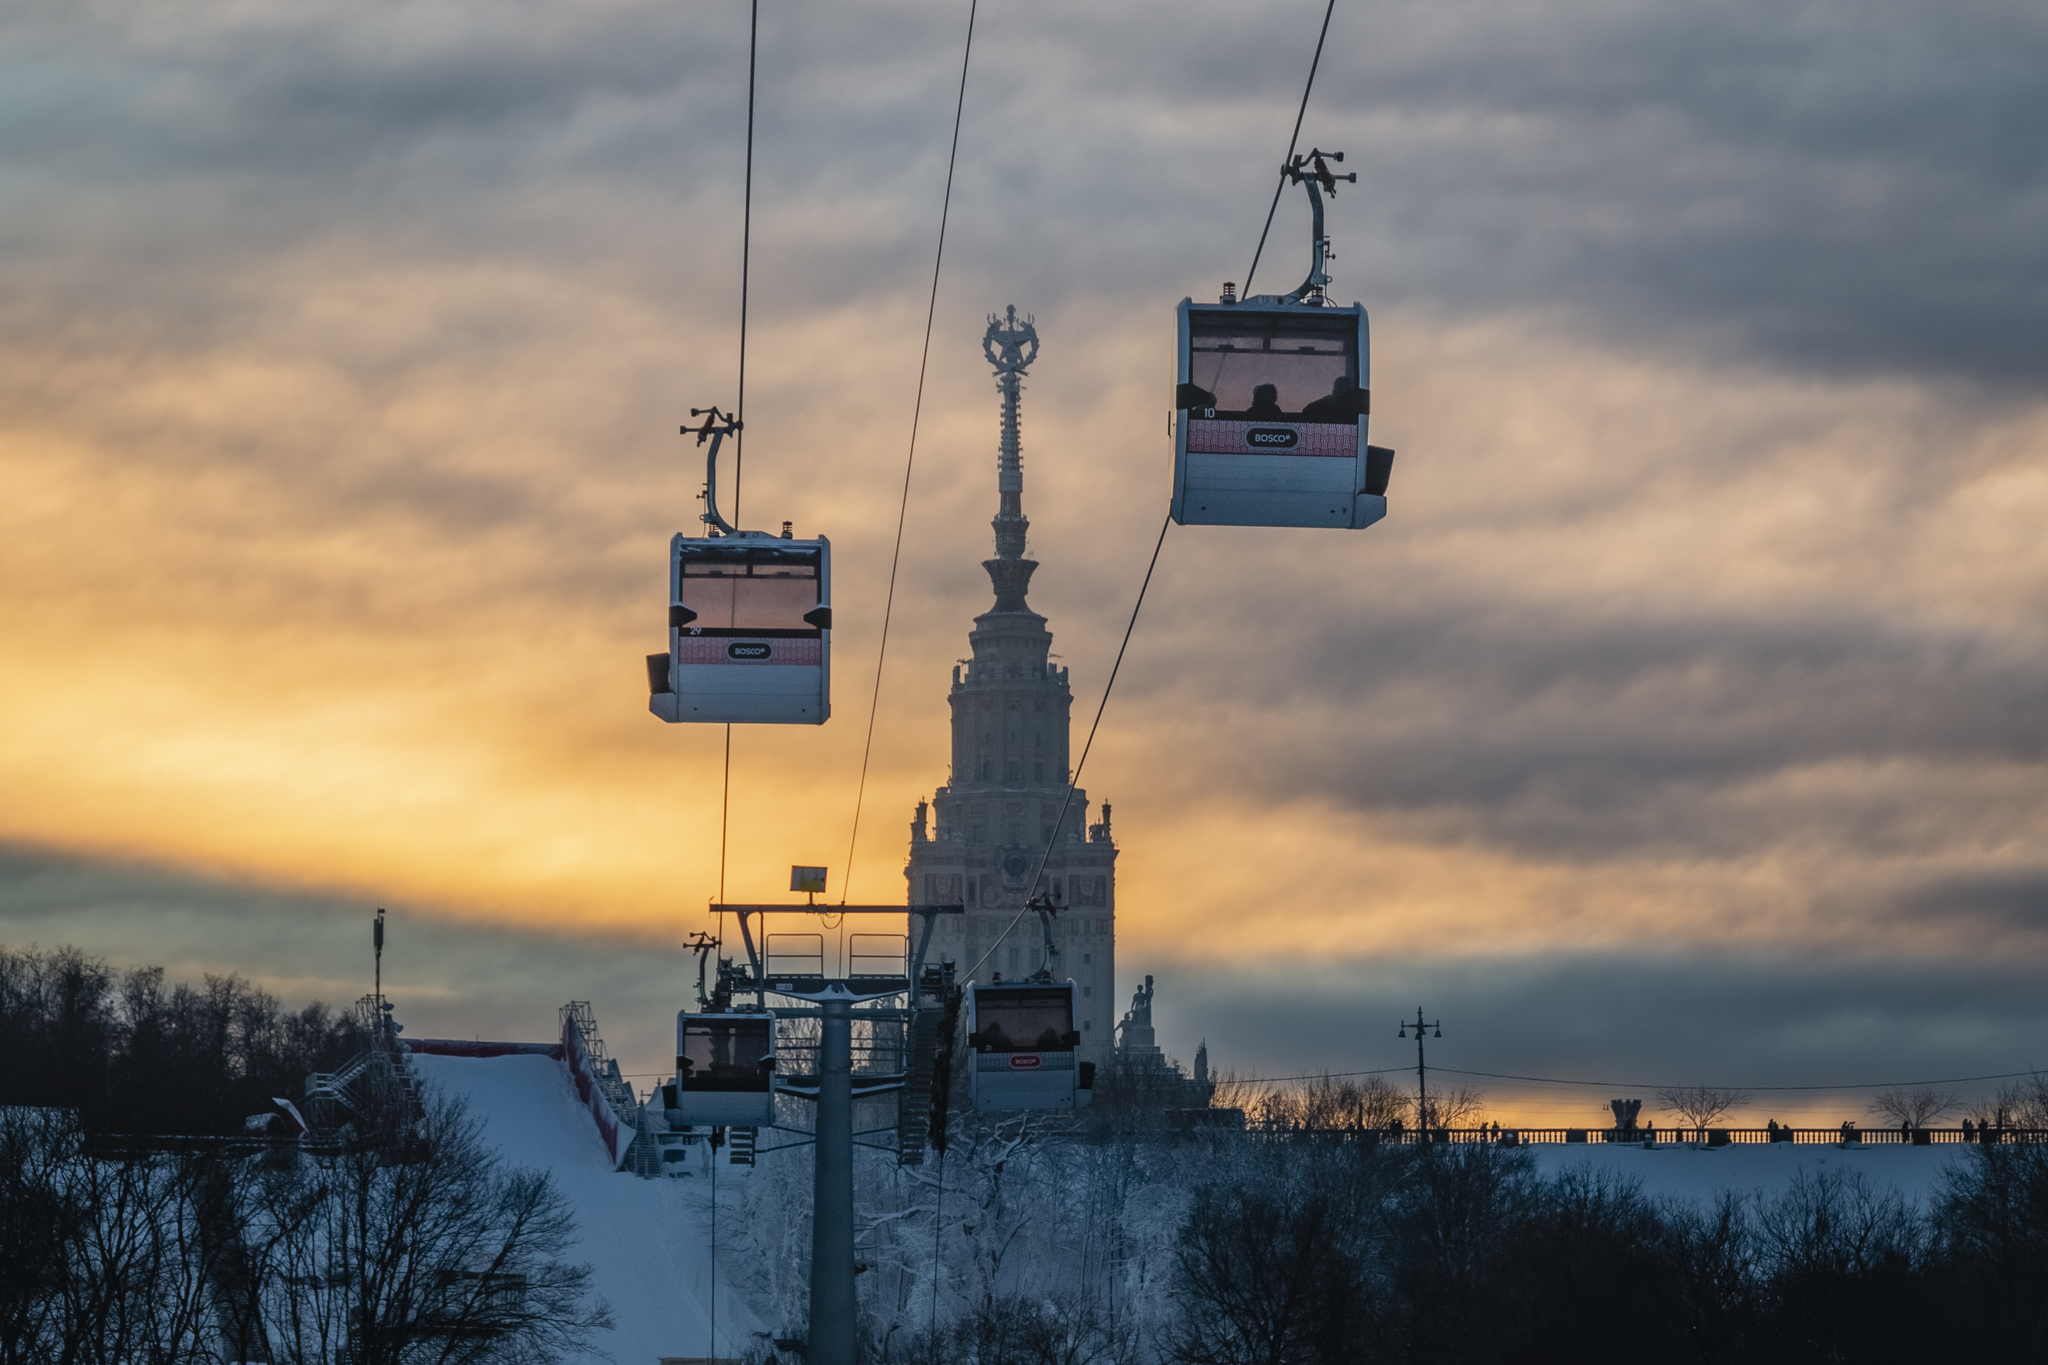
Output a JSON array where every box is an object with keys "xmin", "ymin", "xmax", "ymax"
[
  {"xmin": 775, "ymin": 1077, "xmax": 908, "ymax": 1100},
  {"xmin": 749, "ymin": 1139, "xmax": 818, "ymax": 1156}
]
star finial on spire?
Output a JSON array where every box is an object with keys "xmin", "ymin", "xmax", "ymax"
[{"xmin": 982, "ymin": 306, "xmax": 1040, "ymax": 609}]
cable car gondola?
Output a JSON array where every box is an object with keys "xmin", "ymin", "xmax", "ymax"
[
  {"xmin": 1171, "ymin": 150, "xmax": 1394, "ymax": 530},
  {"xmin": 648, "ymin": 409, "xmax": 832, "ymax": 725},
  {"xmin": 668, "ymin": 1010, "xmax": 777, "ymax": 1128},
  {"xmin": 966, "ymin": 978, "xmax": 1091, "ymax": 1112}
]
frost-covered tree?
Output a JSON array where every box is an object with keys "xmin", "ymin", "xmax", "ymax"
[
  {"xmin": 0, "ymin": 1107, "xmax": 219, "ymax": 1363},
  {"xmin": 253, "ymin": 1097, "xmax": 611, "ymax": 1365}
]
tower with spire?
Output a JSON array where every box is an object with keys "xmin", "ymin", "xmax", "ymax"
[{"xmin": 908, "ymin": 308, "xmax": 1118, "ymax": 1069}]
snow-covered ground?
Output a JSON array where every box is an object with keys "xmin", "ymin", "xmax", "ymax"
[
  {"xmin": 413, "ymin": 1052, "xmax": 769, "ymax": 1365},
  {"xmin": 406, "ymin": 1055, "xmax": 1985, "ymax": 1364},
  {"xmin": 1526, "ymin": 1139, "xmax": 1971, "ymax": 1204}
]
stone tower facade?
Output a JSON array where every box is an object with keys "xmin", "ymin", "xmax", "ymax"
[{"xmin": 907, "ymin": 307, "xmax": 1118, "ymax": 1069}]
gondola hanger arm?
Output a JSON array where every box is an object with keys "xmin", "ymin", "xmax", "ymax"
[
  {"xmin": 682, "ymin": 405, "xmax": 749, "ymax": 537},
  {"xmin": 1279, "ymin": 147, "xmax": 1356, "ymax": 304}
]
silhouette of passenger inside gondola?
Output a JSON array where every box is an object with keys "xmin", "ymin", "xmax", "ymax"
[
  {"xmin": 979, "ymin": 1021, "xmax": 1011, "ymax": 1051},
  {"xmin": 1301, "ymin": 374, "xmax": 1366, "ymax": 422},
  {"xmin": 1246, "ymin": 383, "xmax": 1284, "ymax": 419},
  {"xmin": 1034, "ymin": 1026, "xmax": 1063, "ymax": 1050}
]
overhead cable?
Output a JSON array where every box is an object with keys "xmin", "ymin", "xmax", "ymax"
[
  {"xmin": 1241, "ymin": 0, "xmax": 1339, "ymax": 298},
  {"xmin": 712, "ymin": 0, "xmax": 761, "ymax": 957},
  {"xmin": 709, "ymin": 9, "xmax": 757, "ymax": 1356},
  {"xmin": 1211, "ymin": 1064, "xmax": 2044, "ymax": 1092},
  {"xmin": 841, "ymin": 0, "xmax": 981, "ymax": 903},
  {"xmin": 965, "ymin": 511, "xmax": 1173, "ymax": 982},
  {"xmin": 715, "ymin": 0, "xmax": 763, "ymax": 951},
  {"xmin": 1431, "ymin": 1065, "xmax": 2046, "ymax": 1094}
]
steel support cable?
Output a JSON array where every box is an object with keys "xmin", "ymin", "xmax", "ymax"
[
  {"xmin": 714, "ymin": 0, "xmax": 762, "ymax": 947},
  {"xmin": 1211, "ymin": 1064, "xmax": 2047, "ymax": 1092},
  {"xmin": 839, "ymin": 0, "xmax": 980, "ymax": 904},
  {"xmin": 1241, "ymin": 0, "xmax": 1339, "ymax": 298},
  {"xmin": 710, "ymin": 9, "xmax": 758, "ymax": 1353},
  {"xmin": 1433, "ymin": 1065, "xmax": 2047, "ymax": 1094},
  {"xmin": 732, "ymin": 0, "xmax": 758, "ymax": 526},
  {"xmin": 709, "ymin": 1127, "xmax": 720, "ymax": 1356},
  {"xmin": 964, "ymin": 511, "xmax": 1173, "ymax": 983}
]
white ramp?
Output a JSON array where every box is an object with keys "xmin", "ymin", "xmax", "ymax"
[{"xmin": 414, "ymin": 1053, "xmax": 769, "ymax": 1364}]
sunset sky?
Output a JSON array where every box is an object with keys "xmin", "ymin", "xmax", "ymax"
[{"xmin": 4, "ymin": 0, "xmax": 2045, "ymax": 1125}]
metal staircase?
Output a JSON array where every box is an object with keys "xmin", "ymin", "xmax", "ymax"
[
  {"xmin": 728, "ymin": 1126, "xmax": 757, "ymax": 1165},
  {"xmin": 896, "ymin": 965, "xmax": 961, "ymax": 1166},
  {"xmin": 896, "ymin": 1008, "xmax": 939, "ymax": 1164},
  {"xmin": 303, "ymin": 994, "xmax": 424, "ymax": 1145}
]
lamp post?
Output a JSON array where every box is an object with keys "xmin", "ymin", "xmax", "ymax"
[{"xmin": 1397, "ymin": 1007, "xmax": 1441, "ymax": 1134}]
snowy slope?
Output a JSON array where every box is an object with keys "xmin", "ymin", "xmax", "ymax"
[
  {"xmin": 1526, "ymin": 1139, "xmax": 1971, "ymax": 1205},
  {"xmin": 413, "ymin": 1053, "xmax": 770, "ymax": 1365}
]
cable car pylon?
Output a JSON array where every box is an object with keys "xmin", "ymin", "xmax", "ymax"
[{"xmin": 659, "ymin": 881, "xmax": 965, "ymax": 1365}]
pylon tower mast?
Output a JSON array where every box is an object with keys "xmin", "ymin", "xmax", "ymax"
[{"xmin": 909, "ymin": 307, "xmax": 1118, "ymax": 1068}]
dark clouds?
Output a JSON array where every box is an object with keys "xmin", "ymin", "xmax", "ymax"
[
  {"xmin": 1162, "ymin": 950, "xmax": 2048, "ymax": 1120},
  {"xmin": 12, "ymin": 842, "xmax": 2045, "ymax": 1118},
  {"xmin": 10, "ymin": 0, "xmax": 2044, "ymax": 384},
  {"xmin": 1127, "ymin": 599, "xmax": 2048, "ymax": 862},
  {"xmin": 0, "ymin": 842, "xmax": 695, "ymax": 1073},
  {"xmin": 1314, "ymin": 0, "xmax": 2048, "ymax": 385},
  {"xmin": 1896, "ymin": 867, "xmax": 2048, "ymax": 937}
]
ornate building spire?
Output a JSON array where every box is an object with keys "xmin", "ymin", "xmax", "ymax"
[
  {"xmin": 982, "ymin": 306, "xmax": 1039, "ymax": 612},
  {"xmin": 905, "ymin": 305, "xmax": 1119, "ymax": 1066}
]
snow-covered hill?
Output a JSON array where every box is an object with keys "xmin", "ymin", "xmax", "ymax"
[{"xmin": 414, "ymin": 1052, "xmax": 769, "ymax": 1364}]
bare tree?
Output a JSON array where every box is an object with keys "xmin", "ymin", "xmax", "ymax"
[
  {"xmin": 1657, "ymin": 1085, "xmax": 1750, "ymax": 1139},
  {"xmin": 1166, "ymin": 1185, "xmax": 1373, "ymax": 1365},
  {"xmin": 1205, "ymin": 1070, "xmax": 1260, "ymax": 1116},
  {"xmin": 0, "ymin": 1107, "xmax": 221, "ymax": 1364},
  {"xmin": 1983, "ymin": 1072, "xmax": 2048, "ymax": 1130},
  {"xmin": 1420, "ymin": 1086, "xmax": 1486, "ymax": 1131},
  {"xmin": 1867, "ymin": 1087, "xmax": 1955, "ymax": 1129},
  {"xmin": 256, "ymin": 1096, "xmax": 611, "ymax": 1365},
  {"xmin": 1248, "ymin": 1074, "xmax": 1411, "ymax": 1134}
]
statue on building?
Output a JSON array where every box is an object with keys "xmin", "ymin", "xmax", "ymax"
[{"xmin": 1117, "ymin": 975, "xmax": 1160, "ymax": 1061}]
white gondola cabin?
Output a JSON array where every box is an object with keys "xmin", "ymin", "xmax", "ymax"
[
  {"xmin": 1170, "ymin": 148, "xmax": 1393, "ymax": 530},
  {"xmin": 1171, "ymin": 298, "xmax": 1392, "ymax": 529},
  {"xmin": 648, "ymin": 407, "xmax": 832, "ymax": 725},
  {"xmin": 669, "ymin": 1011, "xmax": 777, "ymax": 1127},
  {"xmin": 648, "ymin": 534, "xmax": 831, "ymax": 725},
  {"xmin": 966, "ymin": 980, "xmax": 1091, "ymax": 1112}
]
